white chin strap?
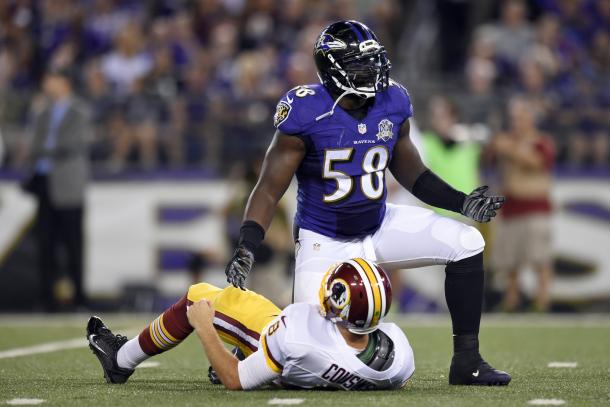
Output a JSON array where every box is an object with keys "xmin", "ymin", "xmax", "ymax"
[
  {"xmin": 315, "ymin": 76, "xmax": 375, "ymax": 122},
  {"xmin": 315, "ymin": 88, "xmax": 358, "ymax": 121},
  {"xmin": 348, "ymin": 324, "xmax": 380, "ymax": 335}
]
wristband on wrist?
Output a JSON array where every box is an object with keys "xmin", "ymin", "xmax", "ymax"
[
  {"xmin": 238, "ymin": 220, "xmax": 265, "ymax": 253},
  {"xmin": 412, "ymin": 169, "xmax": 466, "ymax": 214}
]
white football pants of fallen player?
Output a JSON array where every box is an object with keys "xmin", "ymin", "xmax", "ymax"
[{"xmin": 293, "ymin": 203, "xmax": 485, "ymax": 303}]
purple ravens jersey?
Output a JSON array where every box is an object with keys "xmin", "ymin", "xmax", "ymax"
[{"xmin": 273, "ymin": 81, "xmax": 413, "ymax": 239}]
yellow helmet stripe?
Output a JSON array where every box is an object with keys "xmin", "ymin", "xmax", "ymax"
[
  {"xmin": 347, "ymin": 259, "xmax": 374, "ymax": 326},
  {"xmin": 365, "ymin": 258, "xmax": 387, "ymax": 318},
  {"xmin": 354, "ymin": 257, "xmax": 382, "ymax": 327}
]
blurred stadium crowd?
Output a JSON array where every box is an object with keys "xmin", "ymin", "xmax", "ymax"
[
  {"xmin": 1, "ymin": 0, "xmax": 610, "ymax": 313},
  {"xmin": 0, "ymin": 0, "xmax": 398, "ymax": 170},
  {"xmin": 0, "ymin": 0, "xmax": 608, "ymax": 172}
]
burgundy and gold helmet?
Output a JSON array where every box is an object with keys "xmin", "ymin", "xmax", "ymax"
[{"xmin": 319, "ymin": 258, "xmax": 392, "ymax": 334}]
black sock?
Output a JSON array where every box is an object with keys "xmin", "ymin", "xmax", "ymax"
[
  {"xmin": 453, "ymin": 334, "xmax": 479, "ymax": 356},
  {"xmin": 445, "ymin": 252, "xmax": 484, "ymax": 354}
]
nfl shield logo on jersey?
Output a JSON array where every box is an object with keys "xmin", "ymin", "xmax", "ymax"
[
  {"xmin": 376, "ymin": 119, "xmax": 393, "ymax": 142},
  {"xmin": 358, "ymin": 123, "xmax": 367, "ymax": 134}
]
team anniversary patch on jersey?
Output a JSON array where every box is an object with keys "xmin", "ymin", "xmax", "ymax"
[
  {"xmin": 376, "ymin": 119, "xmax": 393, "ymax": 142},
  {"xmin": 274, "ymin": 100, "xmax": 292, "ymax": 127}
]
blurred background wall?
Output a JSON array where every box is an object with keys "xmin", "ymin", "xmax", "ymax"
[{"xmin": 0, "ymin": 0, "xmax": 609, "ymax": 313}]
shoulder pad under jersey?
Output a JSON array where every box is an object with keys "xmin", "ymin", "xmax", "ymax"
[{"xmin": 386, "ymin": 79, "xmax": 414, "ymax": 120}]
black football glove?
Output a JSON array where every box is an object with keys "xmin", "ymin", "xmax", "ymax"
[
  {"xmin": 225, "ymin": 245, "xmax": 255, "ymax": 290},
  {"xmin": 461, "ymin": 186, "xmax": 505, "ymax": 223}
]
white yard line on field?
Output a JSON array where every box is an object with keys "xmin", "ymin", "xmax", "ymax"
[
  {"xmin": 268, "ymin": 399, "xmax": 305, "ymax": 406},
  {"xmin": 547, "ymin": 361, "xmax": 578, "ymax": 368},
  {"xmin": 0, "ymin": 330, "xmax": 137, "ymax": 359},
  {"xmin": 527, "ymin": 399, "xmax": 566, "ymax": 406},
  {"xmin": 136, "ymin": 361, "xmax": 160, "ymax": 368},
  {"xmin": 5, "ymin": 399, "xmax": 46, "ymax": 405},
  {"xmin": 0, "ymin": 314, "xmax": 153, "ymax": 328},
  {"xmin": 0, "ymin": 338, "xmax": 86, "ymax": 359}
]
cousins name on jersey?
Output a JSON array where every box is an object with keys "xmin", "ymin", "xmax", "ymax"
[{"xmin": 321, "ymin": 363, "xmax": 376, "ymax": 390}]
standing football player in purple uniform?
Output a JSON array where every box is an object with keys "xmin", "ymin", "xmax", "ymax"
[{"xmin": 225, "ymin": 20, "xmax": 510, "ymax": 386}]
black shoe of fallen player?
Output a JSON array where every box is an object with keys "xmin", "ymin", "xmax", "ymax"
[
  {"xmin": 208, "ymin": 365, "xmax": 222, "ymax": 385},
  {"xmin": 86, "ymin": 316, "xmax": 134, "ymax": 384},
  {"xmin": 449, "ymin": 353, "xmax": 511, "ymax": 386}
]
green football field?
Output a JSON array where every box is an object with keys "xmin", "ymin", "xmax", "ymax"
[{"xmin": 0, "ymin": 314, "xmax": 608, "ymax": 407}]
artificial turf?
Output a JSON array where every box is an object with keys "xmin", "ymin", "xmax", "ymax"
[{"xmin": 0, "ymin": 315, "xmax": 608, "ymax": 406}]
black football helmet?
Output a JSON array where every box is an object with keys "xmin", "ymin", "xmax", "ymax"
[{"xmin": 314, "ymin": 20, "xmax": 391, "ymax": 99}]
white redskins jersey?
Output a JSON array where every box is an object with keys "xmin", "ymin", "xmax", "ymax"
[{"xmin": 237, "ymin": 303, "xmax": 415, "ymax": 390}]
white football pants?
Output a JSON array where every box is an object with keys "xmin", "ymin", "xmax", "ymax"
[{"xmin": 293, "ymin": 203, "xmax": 485, "ymax": 303}]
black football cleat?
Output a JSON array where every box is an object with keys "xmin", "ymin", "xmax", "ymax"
[
  {"xmin": 208, "ymin": 365, "xmax": 222, "ymax": 385},
  {"xmin": 449, "ymin": 354, "xmax": 511, "ymax": 386},
  {"xmin": 86, "ymin": 316, "xmax": 134, "ymax": 384},
  {"xmin": 208, "ymin": 347, "xmax": 245, "ymax": 385}
]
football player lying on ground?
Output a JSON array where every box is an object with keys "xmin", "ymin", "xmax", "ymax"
[
  {"xmin": 87, "ymin": 259, "xmax": 415, "ymax": 390},
  {"xmin": 224, "ymin": 20, "xmax": 510, "ymax": 385}
]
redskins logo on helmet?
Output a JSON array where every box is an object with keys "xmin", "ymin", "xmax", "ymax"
[
  {"xmin": 329, "ymin": 278, "xmax": 350, "ymax": 309},
  {"xmin": 319, "ymin": 258, "xmax": 392, "ymax": 334}
]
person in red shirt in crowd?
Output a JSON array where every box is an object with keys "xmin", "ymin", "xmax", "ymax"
[{"xmin": 491, "ymin": 96, "xmax": 556, "ymax": 312}]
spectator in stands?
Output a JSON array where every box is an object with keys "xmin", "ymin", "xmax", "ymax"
[
  {"xmin": 22, "ymin": 69, "xmax": 90, "ymax": 311},
  {"xmin": 123, "ymin": 77, "xmax": 159, "ymax": 169},
  {"xmin": 555, "ymin": 75, "xmax": 608, "ymax": 166},
  {"xmin": 0, "ymin": 10, "xmax": 35, "ymax": 168},
  {"xmin": 84, "ymin": 63, "xmax": 114, "ymax": 163},
  {"xmin": 171, "ymin": 62, "xmax": 215, "ymax": 167},
  {"xmin": 476, "ymin": 0, "xmax": 534, "ymax": 77},
  {"xmin": 216, "ymin": 49, "xmax": 280, "ymax": 167},
  {"xmin": 491, "ymin": 96, "xmax": 556, "ymax": 312},
  {"xmin": 101, "ymin": 23, "xmax": 152, "ymax": 97},
  {"xmin": 0, "ymin": 0, "xmax": 604, "ymax": 172},
  {"xmin": 521, "ymin": 14, "xmax": 561, "ymax": 78},
  {"xmin": 564, "ymin": 129, "xmax": 589, "ymax": 167},
  {"xmin": 589, "ymin": 30, "xmax": 610, "ymax": 85},
  {"xmin": 420, "ymin": 96, "xmax": 484, "ymax": 220},
  {"xmin": 461, "ymin": 58, "xmax": 502, "ymax": 132},
  {"xmin": 517, "ymin": 60, "xmax": 554, "ymax": 125},
  {"xmin": 591, "ymin": 130, "xmax": 610, "ymax": 167},
  {"xmin": 550, "ymin": 0, "xmax": 592, "ymax": 46},
  {"xmin": 88, "ymin": 0, "xmax": 133, "ymax": 52}
]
